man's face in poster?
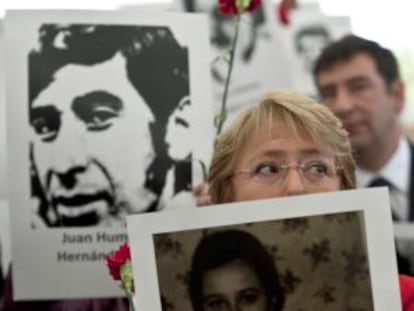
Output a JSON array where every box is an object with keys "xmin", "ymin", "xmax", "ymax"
[
  {"xmin": 210, "ymin": 6, "xmax": 255, "ymax": 63},
  {"xmin": 295, "ymin": 27, "xmax": 330, "ymax": 72},
  {"xmin": 30, "ymin": 52, "xmax": 157, "ymax": 227}
]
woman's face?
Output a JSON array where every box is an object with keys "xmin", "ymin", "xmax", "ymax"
[
  {"xmin": 231, "ymin": 123, "xmax": 341, "ymax": 201},
  {"xmin": 202, "ymin": 259, "xmax": 268, "ymax": 311}
]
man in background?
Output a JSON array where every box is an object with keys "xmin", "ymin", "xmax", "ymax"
[{"xmin": 313, "ymin": 34, "xmax": 413, "ymax": 274}]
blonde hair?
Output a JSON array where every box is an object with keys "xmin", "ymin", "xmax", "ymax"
[{"xmin": 208, "ymin": 90, "xmax": 356, "ymax": 204}]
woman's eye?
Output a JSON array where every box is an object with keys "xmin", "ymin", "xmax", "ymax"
[
  {"xmin": 306, "ymin": 162, "xmax": 329, "ymax": 176},
  {"xmin": 204, "ymin": 298, "xmax": 226, "ymax": 310},
  {"xmin": 254, "ymin": 163, "xmax": 280, "ymax": 176},
  {"xmin": 239, "ymin": 292, "xmax": 260, "ymax": 305}
]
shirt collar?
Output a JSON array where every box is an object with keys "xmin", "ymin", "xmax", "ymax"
[{"xmin": 356, "ymin": 137, "xmax": 410, "ymax": 193}]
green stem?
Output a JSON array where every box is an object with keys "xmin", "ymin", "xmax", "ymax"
[
  {"xmin": 125, "ymin": 290, "xmax": 135, "ymax": 311},
  {"xmin": 215, "ymin": 14, "xmax": 241, "ymax": 136}
]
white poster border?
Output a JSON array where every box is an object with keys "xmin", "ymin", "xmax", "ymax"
[{"xmin": 127, "ymin": 187, "xmax": 401, "ymax": 311}]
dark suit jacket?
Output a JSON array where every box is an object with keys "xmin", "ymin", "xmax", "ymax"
[{"xmin": 396, "ymin": 142, "xmax": 414, "ymax": 274}]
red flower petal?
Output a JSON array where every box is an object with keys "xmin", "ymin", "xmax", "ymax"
[
  {"xmin": 246, "ymin": 0, "xmax": 261, "ymax": 12},
  {"xmin": 218, "ymin": 0, "xmax": 238, "ymax": 15},
  {"xmin": 106, "ymin": 259, "xmax": 121, "ymax": 280},
  {"xmin": 278, "ymin": 3, "xmax": 290, "ymax": 25},
  {"xmin": 218, "ymin": 0, "xmax": 262, "ymax": 15},
  {"xmin": 105, "ymin": 243, "xmax": 131, "ymax": 281}
]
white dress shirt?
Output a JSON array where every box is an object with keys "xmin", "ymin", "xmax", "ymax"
[{"xmin": 356, "ymin": 137, "xmax": 411, "ymax": 221}]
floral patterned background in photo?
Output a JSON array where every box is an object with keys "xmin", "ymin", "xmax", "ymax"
[{"xmin": 154, "ymin": 211, "xmax": 373, "ymax": 311}]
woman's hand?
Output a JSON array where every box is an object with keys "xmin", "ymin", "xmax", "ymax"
[{"xmin": 193, "ymin": 183, "xmax": 212, "ymax": 206}]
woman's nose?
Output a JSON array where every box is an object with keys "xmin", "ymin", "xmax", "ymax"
[{"xmin": 281, "ymin": 167, "xmax": 306, "ymax": 196}]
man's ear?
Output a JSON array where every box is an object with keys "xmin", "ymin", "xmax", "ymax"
[{"xmin": 391, "ymin": 79, "xmax": 405, "ymax": 114}]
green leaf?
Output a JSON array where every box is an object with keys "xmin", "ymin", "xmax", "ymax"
[
  {"xmin": 236, "ymin": 0, "xmax": 252, "ymax": 13},
  {"xmin": 120, "ymin": 261, "xmax": 134, "ymax": 295}
]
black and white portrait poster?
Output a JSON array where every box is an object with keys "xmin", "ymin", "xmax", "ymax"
[
  {"xmin": 127, "ymin": 188, "xmax": 401, "ymax": 310},
  {"xmin": 275, "ymin": 2, "xmax": 351, "ymax": 98},
  {"xmin": 173, "ymin": 0, "xmax": 293, "ymax": 128},
  {"xmin": 5, "ymin": 9, "xmax": 214, "ymax": 299}
]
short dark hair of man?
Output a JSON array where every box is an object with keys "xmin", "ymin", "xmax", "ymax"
[{"xmin": 313, "ymin": 34, "xmax": 400, "ymax": 90}]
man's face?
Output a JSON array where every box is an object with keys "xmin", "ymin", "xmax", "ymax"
[
  {"xmin": 316, "ymin": 53, "xmax": 403, "ymax": 152},
  {"xmin": 30, "ymin": 53, "xmax": 156, "ymax": 226}
]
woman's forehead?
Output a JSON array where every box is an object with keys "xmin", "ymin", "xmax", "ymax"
[
  {"xmin": 251, "ymin": 121, "xmax": 311, "ymax": 144},
  {"xmin": 241, "ymin": 123, "xmax": 333, "ymax": 158}
]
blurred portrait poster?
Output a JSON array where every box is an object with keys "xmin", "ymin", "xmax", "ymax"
[
  {"xmin": 127, "ymin": 188, "xmax": 401, "ymax": 311},
  {"xmin": 174, "ymin": 0, "xmax": 294, "ymax": 128},
  {"xmin": 275, "ymin": 2, "xmax": 351, "ymax": 98},
  {"xmin": 5, "ymin": 9, "xmax": 213, "ymax": 299}
]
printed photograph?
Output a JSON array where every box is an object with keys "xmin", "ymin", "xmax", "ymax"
[
  {"xmin": 178, "ymin": 0, "xmax": 267, "ymax": 82},
  {"xmin": 6, "ymin": 10, "xmax": 212, "ymax": 299},
  {"xmin": 28, "ymin": 24, "xmax": 192, "ymax": 227},
  {"xmin": 152, "ymin": 212, "xmax": 373, "ymax": 311},
  {"xmin": 278, "ymin": 2, "xmax": 351, "ymax": 97},
  {"xmin": 174, "ymin": 0, "xmax": 292, "ymax": 124},
  {"xmin": 128, "ymin": 189, "xmax": 400, "ymax": 310},
  {"xmin": 294, "ymin": 23, "xmax": 332, "ymax": 74}
]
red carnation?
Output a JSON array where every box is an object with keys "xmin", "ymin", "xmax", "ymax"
[
  {"xmin": 219, "ymin": 0, "xmax": 261, "ymax": 15},
  {"xmin": 105, "ymin": 243, "xmax": 131, "ymax": 281},
  {"xmin": 277, "ymin": 0, "xmax": 298, "ymax": 25},
  {"xmin": 278, "ymin": 3, "xmax": 289, "ymax": 25}
]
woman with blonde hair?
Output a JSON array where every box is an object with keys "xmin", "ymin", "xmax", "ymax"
[
  {"xmin": 196, "ymin": 90, "xmax": 355, "ymax": 205},
  {"xmin": 194, "ymin": 90, "xmax": 414, "ymax": 311}
]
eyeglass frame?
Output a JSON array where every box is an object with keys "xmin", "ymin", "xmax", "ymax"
[{"xmin": 231, "ymin": 159, "xmax": 343, "ymax": 187}]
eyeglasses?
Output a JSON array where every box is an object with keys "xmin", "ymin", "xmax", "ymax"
[{"xmin": 233, "ymin": 159, "xmax": 341, "ymax": 186}]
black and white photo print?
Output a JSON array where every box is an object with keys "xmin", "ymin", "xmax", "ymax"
[
  {"xmin": 29, "ymin": 24, "xmax": 192, "ymax": 227},
  {"xmin": 6, "ymin": 10, "xmax": 213, "ymax": 299},
  {"xmin": 174, "ymin": 0, "xmax": 293, "ymax": 128},
  {"xmin": 275, "ymin": 2, "xmax": 351, "ymax": 97}
]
